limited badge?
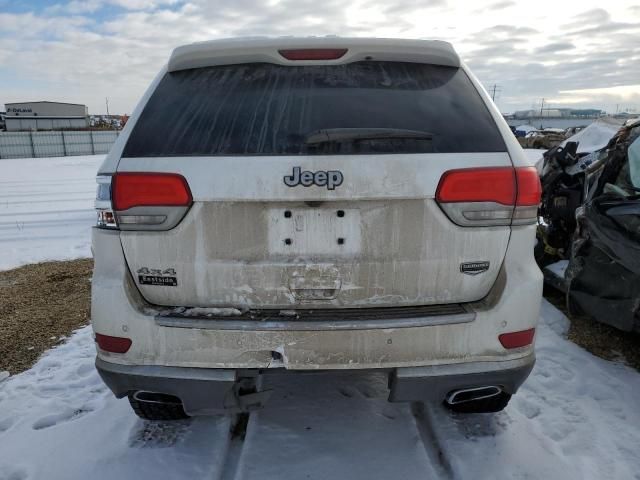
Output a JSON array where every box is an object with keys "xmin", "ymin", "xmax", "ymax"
[
  {"xmin": 137, "ymin": 267, "xmax": 177, "ymax": 286},
  {"xmin": 460, "ymin": 261, "xmax": 490, "ymax": 275}
]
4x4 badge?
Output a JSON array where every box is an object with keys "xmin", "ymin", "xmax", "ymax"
[
  {"xmin": 137, "ymin": 267, "xmax": 177, "ymax": 286},
  {"xmin": 460, "ymin": 261, "xmax": 490, "ymax": 275},
  {"xmin": 284, "ymin": 166, "xmax": 343, "ymax": 190}
]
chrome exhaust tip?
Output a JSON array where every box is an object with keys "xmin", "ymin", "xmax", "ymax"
[
  {"xmin": 132, "ymin": 391, "xmax": 183, "ymax": 405},
  {"xmin": 445, "ymin": 386, "xmax": 502, "ymax": 405}
]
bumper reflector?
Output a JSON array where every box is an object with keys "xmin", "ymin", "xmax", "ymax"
[
  {"xmin": 499, "ymin": 328, "xmax": 536, "ymax": 349},
  {"xmin": 95, "ymin": 333, "xmax": 132, "ymax": 354}
]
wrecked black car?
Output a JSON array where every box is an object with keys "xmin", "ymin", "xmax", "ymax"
[{"xmin": 536, "ymin": 119, "xmax": 640, "ymax": 332}]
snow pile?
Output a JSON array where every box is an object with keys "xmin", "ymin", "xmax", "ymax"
[
  {"xmin": 0, "ymin": 301, "xmax": 639, "ymax": 479},
  {"xmin": 545, "ymin": 259, "xmax": 569, "ymax": 279},
  {"xmin": 0, "ymin": 155, "xmax": 103, "ymax": 270}
]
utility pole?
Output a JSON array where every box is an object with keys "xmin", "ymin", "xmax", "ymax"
[
  {"xmin": 105, "ymin": 97, "xmax": 110, "ymax": 116},
  {"xmin": 539, "ymin": 98, "xmax": 545, "ymax": 129},
  {"xmin": 489, "ymin": 84, "xmax": 501, "ymax": 102}
]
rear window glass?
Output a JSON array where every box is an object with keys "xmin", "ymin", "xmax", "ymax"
[{"xmin": 123, "ymin": 61, "xmax": 506, "ymax": 157}]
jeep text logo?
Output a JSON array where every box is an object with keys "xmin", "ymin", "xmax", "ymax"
[{"xmin": 284, "ymin": 166, "xmax": 343, "ymax": 190}]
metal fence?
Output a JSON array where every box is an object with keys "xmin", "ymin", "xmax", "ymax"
[{"xmin": 0, "ymin": 130, "xmax": 119, "ymax": 159}]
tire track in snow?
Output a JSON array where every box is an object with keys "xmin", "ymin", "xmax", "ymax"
[
  {"xmin": 216, "ymin": 413, "xmax": 251, "ymax": 480},
  {"xmin": 411, "ymin": 402, "xmax": 455, "ymax": 479}
]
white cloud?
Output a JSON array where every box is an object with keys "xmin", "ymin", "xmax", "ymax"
[
  {"xmin": 45, "ymin": 0, "xmax": 104, "ymax": 14},
  {"xmin": 1, "ymin": 0, "xmax": 639, "ymax": 114},
  {"xmin": 107, "ymin": 0, "xmax": 181, "ymax": 10},
  {"xmin": 549, "ymin": 85, "xmax": 640, "ymax": 112},
  {"xmin": 560, "ymin": 85, "xmax": 640, "ymax": 100}
]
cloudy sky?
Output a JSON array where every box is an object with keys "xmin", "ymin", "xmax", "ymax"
[{"xmin": 1, "ymin": 0, "xmax": 639, "ymax": 115}]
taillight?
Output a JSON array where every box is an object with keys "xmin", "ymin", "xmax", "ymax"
[
  {"xmin": 436, "ymin": 166, "xmax": 540, "ymax": 226},
  {"xmin": 95, "ymin": 173, "xmax": 192, "ymax": 231},
  {"xmin": 95, "ymin": 333, "xmax": 132, "ymax": 353},
  {"xmin": 515, "ymin": 168, "xmax": 542, "ymax": 206},
  {"xmin": 112, "ymin": 173, "xmax": 192, "ymax": 211},
  {"xmin": 436, "ymin": 168, "xmax": 515, "ymax": 205},
  {"xmin": 498, "ymin": 328, "xmax": 536, "ymax": 349},
  {"xmin": 279, "ymin": 48, "xmax": 348, "ymax": 60},
  {"xmin": 95, "ymin": 175, "xmax": 117, "ymax": 229},
  {"xmin": 512, "ymin": 167, "xmax": 542, "ymax": 225}
]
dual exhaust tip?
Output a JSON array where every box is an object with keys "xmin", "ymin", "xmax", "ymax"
[
  {"xmin": 445, "ymin": 385, "xmax": 502, "ymax": 405},
  {"xmin": 133, "ymin": 386, "xmax": 504, "ymax": 409}
]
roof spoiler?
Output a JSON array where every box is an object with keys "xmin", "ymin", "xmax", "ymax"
[{"xmin": 168, "ymin": 37, "xmax": 460, "ymax": 72}]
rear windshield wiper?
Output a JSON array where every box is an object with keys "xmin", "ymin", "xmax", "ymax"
[{"xmin": 304, "ymin": 128, "xmax": 434, "ymax": 145}]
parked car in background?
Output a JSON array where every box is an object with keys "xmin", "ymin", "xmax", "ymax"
[
  {"xmin": 91, "ymin": 37, "xmax": 542, "ymax": 420},
  {"xmin": 519, "ymin": 128, "xmax": 567, "ymax": 149}
]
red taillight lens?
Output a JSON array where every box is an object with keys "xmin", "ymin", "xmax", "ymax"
[
  {"xmin": 515, "ymin": 167, "xmax": 542, "ymax": 206},
  {"xmin": 498, "ymin": 328, "xmax": 535, "ymax": 349},
  {"xmin": 95, "ymin": 333, "xmax": 132, "ymax": 354},
  {"xmin": 436, "ymin": 166, "xmax": 541, "ymax": 226},
  {"xmin": 279, "ymin": 48, "xmax": 348, "ymax": 60},
  {"xmin": 436, "ymin": 167, "xmax": 516, "ymax": 206},
  {"xmin": 112, "ymin": 173, "xmax": 192, "ymax": 211}
]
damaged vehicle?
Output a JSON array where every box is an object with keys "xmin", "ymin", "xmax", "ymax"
[
  {"xmin": 536, "ymin": 118, "xmax": 640, "ymax": 332},
  {"xmin": 518, "ymin": 128, "xmax": 567, "ymax": 150},
  {"xmin": 91, "ymin": 37, "xmax": 542, "ymax": 420}
]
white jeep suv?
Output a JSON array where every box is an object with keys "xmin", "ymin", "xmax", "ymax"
[{"xmin": 91, "ymin": 37, "xmax": 542, "ymax": 420}]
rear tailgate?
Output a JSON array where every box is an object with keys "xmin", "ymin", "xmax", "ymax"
[
  {"xmin": 118, "ymin": 153, "xmax": 511, "ymax": 308},
  {"xmin": 115, "ymin": 46, "xmax": 513, "ymax": 309}
]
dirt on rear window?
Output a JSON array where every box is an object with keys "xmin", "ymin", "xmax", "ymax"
[{"xmin": 0, "ymin": 259, "xmax": 93, "ymax": 374}]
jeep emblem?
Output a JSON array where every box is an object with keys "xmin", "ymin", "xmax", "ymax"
[{"xmin": 284, "ymin": 166, "xmax": 343, "ymax": 190}]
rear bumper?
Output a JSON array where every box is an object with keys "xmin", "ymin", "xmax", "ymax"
[
  {"xmin": 96, "ymin": 357, "xmax": 237, "ymax": 415},
  {"xmin": 96, "ymin": 353, "xmax": 534, "ymax": 415},
  {"xmin": 389, "ymin": 353, "xmax": 535, "ymax": 402}
]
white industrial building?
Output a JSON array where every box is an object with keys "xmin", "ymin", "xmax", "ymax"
[{"xmin": 4, "ymin": 101, "xmax": 89, "ymax": 131}]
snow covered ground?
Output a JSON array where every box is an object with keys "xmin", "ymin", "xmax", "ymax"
[
  {"xmin": 0, "ymin": 155, "xmax": 103, "ymax": 270},
  {"xmin": 1, "ymin": 154, "xmax": 640, "ymax": 479}
]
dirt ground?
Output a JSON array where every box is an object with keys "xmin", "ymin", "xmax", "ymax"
[
  {"xmin": 0, "ymin": 259, "xmax": 638, "ymax": 375},
  {"xmin": 0, "ymin": 259, "xmax": 93, "ymax": 374},
  {"xmin": 544, "ymin": 286, "xmax": 640, "ymax": 372}
]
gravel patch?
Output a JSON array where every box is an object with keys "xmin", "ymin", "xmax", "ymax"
[{"xmin": 0, "ymin": 259, "xmax": 93, "ymax": 374}]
